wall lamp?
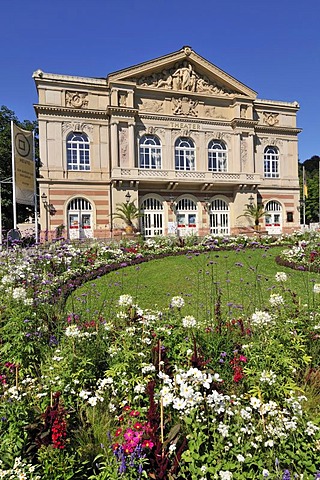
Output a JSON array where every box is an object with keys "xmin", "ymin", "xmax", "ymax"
[
  {"xmin": 204, "ymin": 197, "xmax": 211, "ymax": 212},
  {"xmin": 125, "ymin": 191, "xmax": 131, "ymax": 204},
  {"xmin": 248, "ymin": 194, "xmax": 254, "ymax": 207},
  {"xmin": 169, "ymin": 194, "xmax": 175, "ymax": 211}
]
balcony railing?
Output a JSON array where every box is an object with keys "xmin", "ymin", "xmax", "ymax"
[{"xmin": 111, "ymin": 167, "xmax": 261, "ymax": 185}]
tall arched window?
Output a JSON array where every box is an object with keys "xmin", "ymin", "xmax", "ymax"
[
  {"xmin": 140, "ymin": 197, "xmax": 163, "ymax": 237},
  {"xmin": 264, "ymin": 146, "xmax": 279, "ymax": 178},
  {"xmin": 67, "ymin": 132, "xmax": 90, "ymax": 171},
  {"xmin": 208, "ymin": 140, "xmax": 227, "ymax": 172},
  {"xmin": 139, "ymin": 135, "xmax": 162, "ymax": 169},
  {"xmin": 175, "ymin": 137, "xmax": 195, "ymax": 171}
]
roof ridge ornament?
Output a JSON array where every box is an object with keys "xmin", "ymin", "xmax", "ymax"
[{"xmin": 183, "ymin": 46, "xmax": 192, "ymax": 56}]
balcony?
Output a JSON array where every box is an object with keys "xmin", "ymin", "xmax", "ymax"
[{"xmin": 111, "ymin": 167, "xmax": 261, "ymax": 188}]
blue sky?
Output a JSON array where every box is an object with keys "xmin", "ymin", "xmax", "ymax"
[{"xmin": 2, "ymin": 0, "xmax": 319, "ymax": 162}]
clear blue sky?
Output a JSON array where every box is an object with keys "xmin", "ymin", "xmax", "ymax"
[{"xmin": 2, "ymin": 0, "xmax": 319, "ymax": 162}]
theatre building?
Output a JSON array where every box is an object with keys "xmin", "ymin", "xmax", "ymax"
[{"xmin": 33, "ymin": 46, "xmax": 301, "ymax": 240}]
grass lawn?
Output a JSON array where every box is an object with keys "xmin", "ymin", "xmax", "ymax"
[{"xmin": 66, "ymin": 245, "xmax": 320, "ymax": 320}]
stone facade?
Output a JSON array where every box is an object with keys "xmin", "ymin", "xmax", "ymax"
[{"xmin": 33, "ymin": 46, "xmax": 301, "ymax": 240}]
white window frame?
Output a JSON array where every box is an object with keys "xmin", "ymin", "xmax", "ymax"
[
  {"xmin": 175, "ymin": 137, "xmax": 195, "ymax": 171},
  {"xmin": 139, "ymin": 135, "xmax": 162, "ymax": 169},
  {"xmin": 264, "ymin": 146, "xmax": 279, "ymax": 178},
  {"xmin": 208, "ymin": 140, "xmax": 227, "ymax": 172},
  {"xmin": 67, "ymin": 133, "xmax": 90, "ymax": 171}
]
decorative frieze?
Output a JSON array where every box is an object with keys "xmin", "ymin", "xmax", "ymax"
[
  {"xmin": 65, "ymin": 91, "xmax": 88, "ymax": 109},
  {"xmin": 139, "ymin": 99, "xmax": 164, "ymax": 113},
  {"xmin": 119, "ymin": 126, "xmax": 129, "ymax": 165}
]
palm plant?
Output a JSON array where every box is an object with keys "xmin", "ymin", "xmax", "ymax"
[
  {"xmin": 238, "ymin": 203, "xmax": 266, "ymax": 230},
  {"xmin": 112, "ymin": 201, "xmax": 143, "ymax": 232}
]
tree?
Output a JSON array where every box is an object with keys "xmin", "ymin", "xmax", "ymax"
[
  {"xmin": 0, "ymin": 105, "xmax": 39, "ymax": 231},
  {"xmin": 299, "ymin": 157, "xmax": 320, "ymax": 224},
  {"xmin": 237, "ymin": 203, "xmax": 266, "ymax": 230},
  {"xmin": 112, "ymin": 201, "xmax": 143, "ymax": 232}
]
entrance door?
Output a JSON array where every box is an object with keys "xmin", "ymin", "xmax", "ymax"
[
  {"xmin": 265, "ymin": 201, "xmax": 282, "ymax": 235},
  {"xmin": 209, "ymin": 199, "xmax": 229, "ymax": 235},
  {"xmin": 141, "ymin": 198, "xmax": 163, "ymax": 237},
  {"xmin": 67, "ymin": 198, "xmax": 93, "ymax": 239},
  {"xmin": 176, "ymin": 198, "xmax": 198, "ymax": 237}
]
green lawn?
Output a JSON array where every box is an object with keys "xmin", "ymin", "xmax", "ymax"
[{"xmin": 66, "ymin": 245, "xmax": 320, "ymax": 320}]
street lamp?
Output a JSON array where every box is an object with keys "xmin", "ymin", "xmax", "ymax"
[
  {"xmin": 41, "ymin": 193, "xmax": 56, "ymax": 241},
  {"xmin": 125, "ymin": 191, "xmax": 131, "ymax": 204}
]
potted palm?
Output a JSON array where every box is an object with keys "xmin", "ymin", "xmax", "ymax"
[
  {"xmin": 238, "ymin": 202, "xmax": 266, "ymax": 231},
  {"xmin": 112, "ymin": 201, "xmax": 143, "ymax": 233}
]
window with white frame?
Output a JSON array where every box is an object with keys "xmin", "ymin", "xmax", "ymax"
[
  {"xmin": 139, "ymin": 135, "xmax": 162, "ymax": 169},
  {"xmin": 67, "ymin": 132, "xmax": 90, "ymax": 171},
  {"xmin": 208, "ymin": 140, "xmax": 227, "ymax": 172},
  {"xmin": 175, "ymin": 137, "xmax": 195, "ymax": 171},
  {"xmin": 264, "ymin": 146, "xmax": 279, "ymax": 178}
]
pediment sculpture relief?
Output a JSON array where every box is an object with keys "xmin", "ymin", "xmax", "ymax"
[
  {"xmin": 173, "ymin": 97, "xmax": 198, "ymax": 117},
  {"xmin": 65, "ymin": 91, "xmax": 88, "ymax": 109},
  {"xmin": 130, "ymin": 62, "xmax": 238, "ymax": 96}
]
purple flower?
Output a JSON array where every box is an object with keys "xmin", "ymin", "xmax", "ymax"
[{"xmin": 282, "ymin": 470, "xmax": 291, "ymax": 480}]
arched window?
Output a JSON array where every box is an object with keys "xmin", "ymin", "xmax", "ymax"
[
  {"xmin": 264, "ymin": 146, "xmax": 279, "ymax": 178},
  {"xmin": 208, "ymin": 140, "xmax": 227, "ymax": 172},
  {"xmin": 67, "ymin": 132, "xmax": 90, "ymax": 171},
  {"xmin": 139, "ymin": 135, "xmax": 162, "ymax": 169},
  {"xmin": 175, "ymin": 137, "xmax": 195, "ymax": 171},
  {"xmin": 140, "ymin": 197, "xmax": 164, "ymax": 237}
]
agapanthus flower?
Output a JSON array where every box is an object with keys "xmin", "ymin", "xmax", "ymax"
[
  {"xmin": 118, "ymin": 294, "xmax": 133, "ymax": 307},
  {"xmin": 275, "ymin": 272, "xmax": 287, "ymax": 282},
  {"xmin": 251, "ymin": 310, "xmax": 273, "ymax": 327},
  {"xmin": 170, "ymin": 296, "xmax": 185, "ymax": 308},
  {"xmin": 182, "ymin": 315, "xmax": 197, "ymax": 328}
]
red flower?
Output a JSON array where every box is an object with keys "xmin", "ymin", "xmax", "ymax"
[
  {"xmin": 133, "ymin": 422, "xmax": 143, "ymax": 430},
  {"xmin": 115, "ymin": 428, "xmax": 122, "ymax": 437},
  {"xmin": 129, "ymin": 410, "xmax": 140, "ymax": 417},
  {"xmin": 142, "ymin": 439, "xmax": 154, "ymax": 449}
]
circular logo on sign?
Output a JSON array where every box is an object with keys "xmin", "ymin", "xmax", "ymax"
[{"xmin": 15, "ymin": 132, "xmax": 31, "ymax": 157}]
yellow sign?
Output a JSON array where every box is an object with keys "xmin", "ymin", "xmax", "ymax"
[{"xmin": 12, "ymin": 124, "xmax": 35, "ymax": 205}]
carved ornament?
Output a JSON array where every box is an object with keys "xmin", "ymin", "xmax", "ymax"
[
  {"xmin": 130, "ymin": 62, "xmax": 238, "ymax": 96},
  {"xmin": 62, "ymin": 122, "xmax": 93, "ymax": 134},
  {"xmin": 140, "ymin": 99, "xmax": 164, "ymax": 113},
  {"xmin": 173, "ymin": 97, "xmax": 198, "ymax": 117},
  {"xmin": 263, "ymin": 112, "xmax": 279, "ymax": 126},
  {"xmin": 65, "ymin": 91, "xmax": 88, "ymax": 109}
]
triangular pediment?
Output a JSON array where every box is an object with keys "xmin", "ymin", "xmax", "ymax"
[{"xmin": 108, "ymin": 46, "xmax": 257, "ymax": 99}]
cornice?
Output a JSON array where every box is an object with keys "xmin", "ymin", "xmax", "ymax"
[
  {"xmin": 231, "ymin": 118, "xmax": 258, "ymax": 129},
  {"xmin": 138, "ymin": 113, "xmax": 231, "ymax": 127},
  {"xmin": 37, "ymin": 178, "xmax": 112, "ymax": 186},
  {"xmin": 255, "ymin": 98, "xmax": 300, "ymax": 110},
  {"xmin": 255, "ymin": 125, "xmax": 302, "ymax": 135},
  {"xmin": 33, "ymin": 70, "xmax": 106, "ymax": 87},
  {"xmin": 108, "ymin": 106, "xmax": 138, "ymax": 116},
  {"xmin": 34, "ymin": 104, "xmax": 109, "ymax": 119}
]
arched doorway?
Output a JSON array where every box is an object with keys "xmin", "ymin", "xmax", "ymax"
[
  {"xmin": 67, "ymin": 198, "xmax": 93, "ymax": 239},
  {"xmin": 176, "ymin": 198, "xmax": 198, "ymax": 237},
  {"xmin": 265, "ymin": 200, "xmax": 282, "ymax": 234},
  {"xmin": 209, "ymin": 199, "xmax": 229, "ymax": 235},
  {"xmin": 140, "ymin": 197, "xmax": 164, "ymax": 237}
]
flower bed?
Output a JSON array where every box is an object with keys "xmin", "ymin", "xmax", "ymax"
[{"xmin": 0, "ymin": 232, "xmax": 319, "ymax": 479}]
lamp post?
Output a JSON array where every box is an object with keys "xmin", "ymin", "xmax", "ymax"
[{"xmin": 41, "ymin": 193, "xmax": 56, "ymax": 241}]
